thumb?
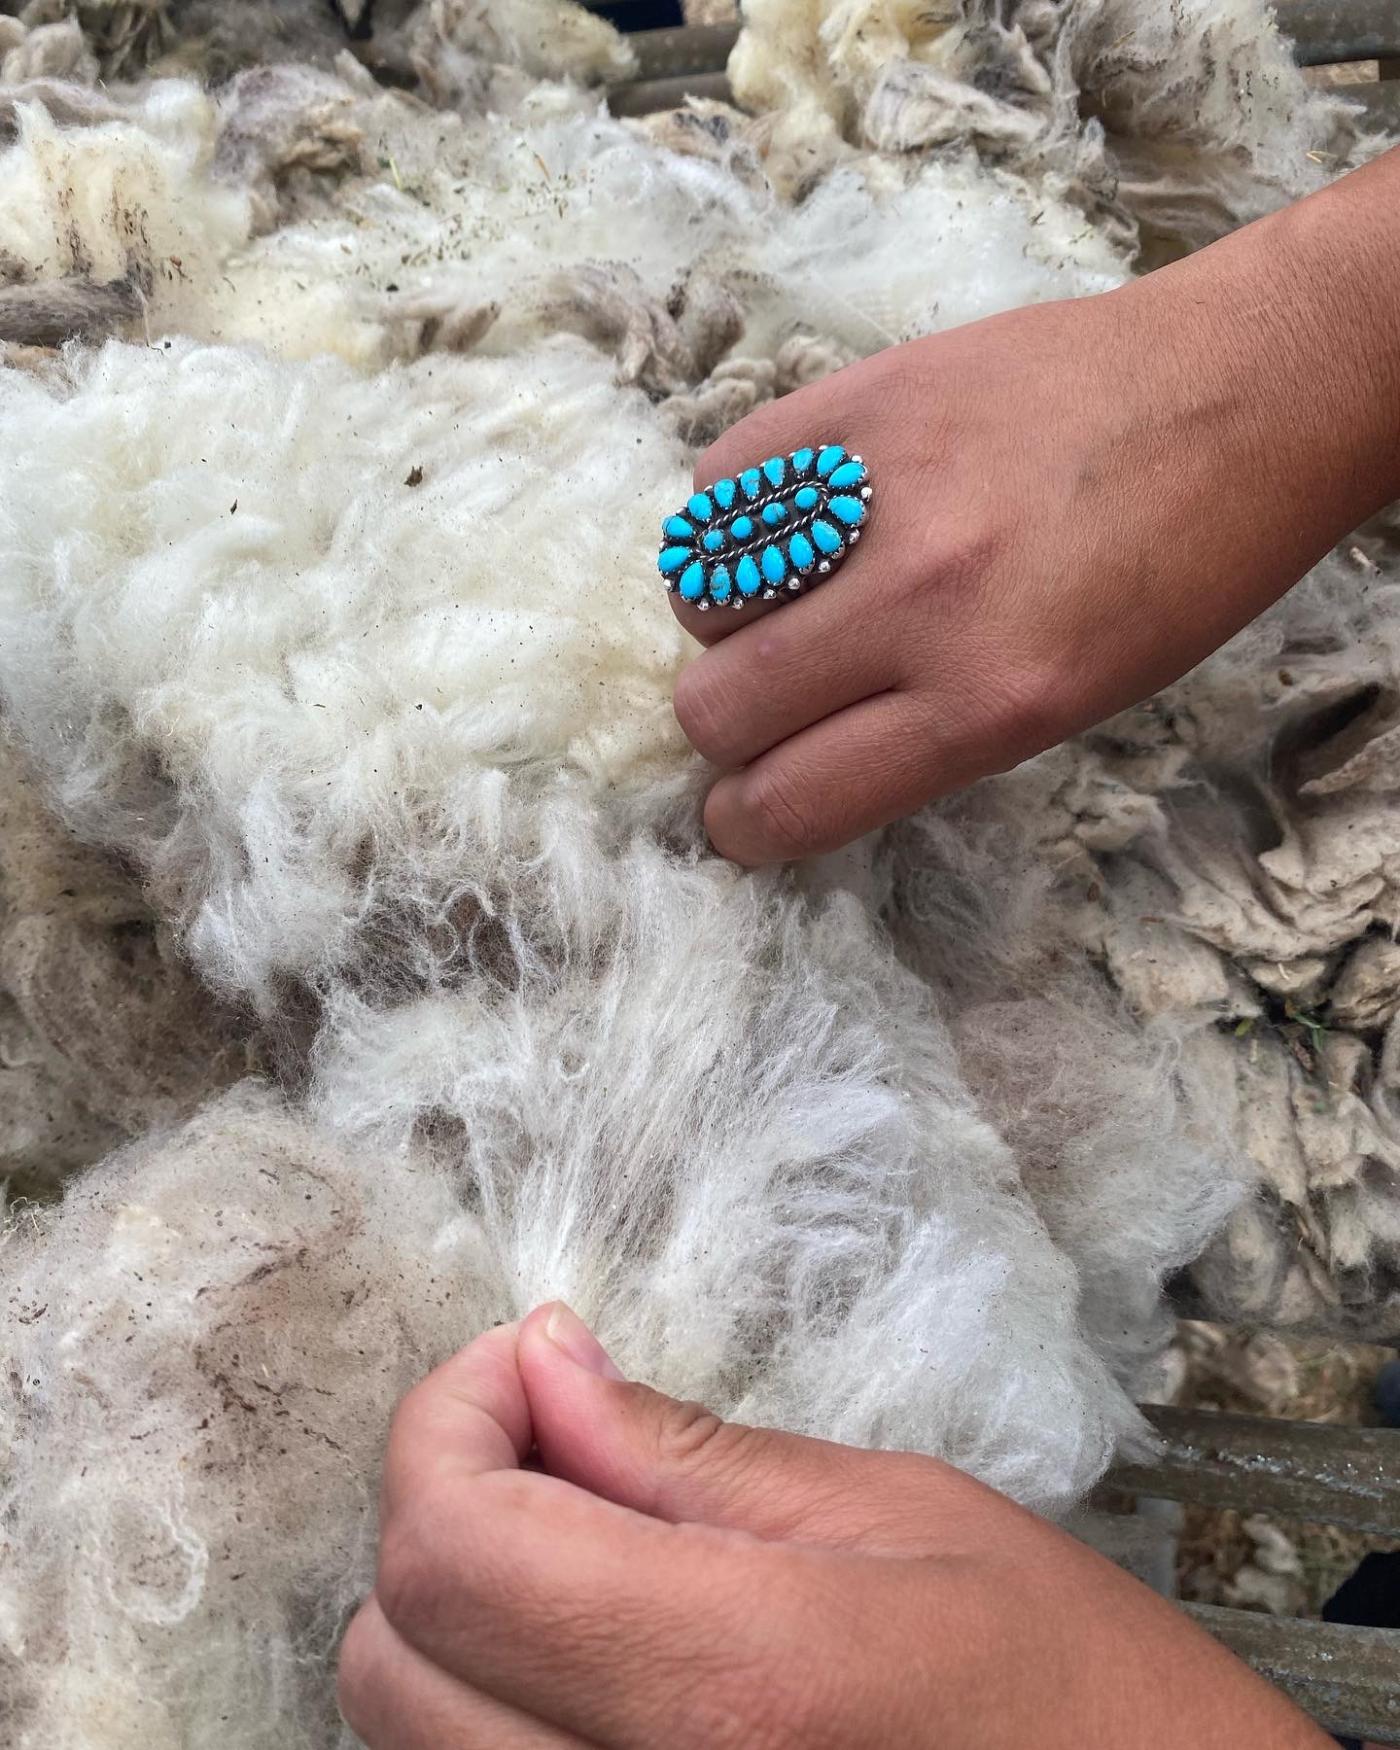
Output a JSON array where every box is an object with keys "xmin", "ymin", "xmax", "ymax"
[{"xmin": 516, "ymin": 1302, "xmax": 1003, "ymax": 1555}]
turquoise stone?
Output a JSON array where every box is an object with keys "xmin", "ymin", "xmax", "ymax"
[
  {"xmin": 658, "ymin": 442, "xmax": 871, "ymax": 608},
  {"xmin": 811, "ymin": 519, "xmax": 841, "ymax": 554}
]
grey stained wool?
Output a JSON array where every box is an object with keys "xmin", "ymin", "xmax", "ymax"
[{"xmin": 1, "ymin": 1, "xmax": 1399, "ymax": 1744}]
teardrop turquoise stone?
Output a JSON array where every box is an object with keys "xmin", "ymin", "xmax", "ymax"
[
  {"xmin": 789, "ymin": 532, "xmax": 814, "ymax": 570},
  {"xmin": 761, "ymin": 501, "xmax": 787, "ymax": 526},
  {"xmin": 791, "ymin": 447, "xmax": 814, "ymax": 474},
  {"xmin": 829, "ymin": 495, "xmax": 865, "ymax": 525},
  {"xmin": 739, "ymin": 468, "xmax": 762, "ymax": 499},
  {"xmin": 827, "ymin": 460, "xmax": 865, "ymax": 489},
  {"xmin": 736, "ymin": 554, "xmax": 761, "ymax": 596},
  {"xmin": 816, "ymin": 445, "xmax": 845, "ymax": 476},
  {"xmin": 794, "ymin": 485, "xmax": 819, "ymax": 511},
  {"xmin": 688, "ymin": 492, "xmax": 713, "ymax": 521},
  {"xmin": 710, "ymin": 564, "xmax": 732, "ymax": 602},
  {"xmin": 761, "ymin": 545, "xmax": 787, "ymax": 584},
  {"xmin": 762, "ymin": 455, "xmax": 785, "ymax": 487},
  {"xmin": 811, "ymin": 519, "xmax": 841, "ymax": 554},
  {"xmin": 730, "ymin": 515, "xmax": 754, "ymax": 540},
  {"xmin": 663, "ymin": 514, "xmax": 694, "ymax": 539},
  {"xmin": 702, "ymin": 528, "xmax": 725, "ymax": 552},
  {"xmin": 679, "ymin": 560, "xmax": 706, "ymax": 600},
  {"xmin": 712, "ymin": 478, "xmax": 737, "ymax": 510},
  {"xmin": 658, "ymin": 545, "xmax": 691, "ymax": 575}
]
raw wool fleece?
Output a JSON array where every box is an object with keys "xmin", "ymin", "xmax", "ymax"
[
  {"xmin": 0, "ymin": 1, "xmax": 1395, "ymax": 1744},
  {"xmin": 729, "ymin": 0, "xmax": 1380, "ymax": 256}
]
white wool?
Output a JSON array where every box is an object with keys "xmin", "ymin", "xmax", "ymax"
[
  {"xmin": 0, "ymin": 337, "xmax": 691, "ymax": 999},
  {"xmin": 1, "ymin": 1086, "xmax": 487, "ymax": 1750},
  {"xmin": 0, "ymin": 738, "xmax": 255, "ymax": 1197},
  {"xmin": 0, "ymin": 83, "xmax": 251, "ymax": 331},
  {"xmin": 731, "ymin": 0, "xmax": 1382, "ymax": 253}
]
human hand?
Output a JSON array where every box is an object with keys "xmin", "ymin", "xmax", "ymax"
[
  {"xmin": 669, "ymin": 150, "xmax": 1400, "ymax": 863},
  {"xmin": 339, "ymin": 1303, "xmax": 1330, "ymax": 1748}
]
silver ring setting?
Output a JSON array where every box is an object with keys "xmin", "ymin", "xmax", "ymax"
[{"xmin": 657, "ymin": 443, "xmax": 872, "ymax": 612}]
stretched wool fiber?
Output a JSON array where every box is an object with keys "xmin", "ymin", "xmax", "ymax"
[{"xmin": 0, "ymin": 0, "xmax": 1397, "ymax": 1743}]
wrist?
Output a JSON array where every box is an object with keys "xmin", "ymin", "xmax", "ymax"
[{"xmin": 1138, "ymin": 146, "xmax": 1400, "ymax": 527}]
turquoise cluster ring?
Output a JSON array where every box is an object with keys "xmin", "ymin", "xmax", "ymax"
[{"xmin": 657, "ymin": 443, "xmax": 872, "ymax": 612}]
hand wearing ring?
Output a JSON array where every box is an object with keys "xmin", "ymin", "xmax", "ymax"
[{"xmin": 660, "ymin": 223, "xmax": 1400, "ymax": 870}]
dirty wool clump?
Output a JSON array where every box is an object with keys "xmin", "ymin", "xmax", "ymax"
[{"xmin": 0, "ymin": 0, "xmax": 1398, "ymax": 1744}]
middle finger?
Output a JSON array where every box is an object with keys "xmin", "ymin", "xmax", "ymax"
[{"xmin": 673, "ymin": 565, "xmax": 897, "ymax": 770}]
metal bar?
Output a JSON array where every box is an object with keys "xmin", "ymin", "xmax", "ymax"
[
  {"xmin": 1109, "ymin": 1406, "xmax": 1400, "ymax": 1536},
  {"xmin": 1275, "ymin": 1, "xmax": 1400, "ymax": 66},
  {"xmin": 1187, "ymin": 1606, "xmax": 1400, "ymax": 1745},
  {"xmin": 627, "ymin": 24, "xmax": 738, "ymax": 80},
  {"xmin": 607, "ymin": 71, "xmax": 732, "ymax": 116}
]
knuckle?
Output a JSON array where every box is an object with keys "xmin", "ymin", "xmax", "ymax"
[
  {"xmin": 651, "ymin": 1396, "xmax": 774, "ymax": 1501},
  {"xmin": 335, "ymin": 1603, "xmax": 382, "ymax": 1737},
  {"xmin": 919, "ymin": 519, "xmax": 1006, "ymax": 611},
  {"xmin": 745, "ymin": 764, "xmax": 825, "ymax": 858},
  {"xmin": 653, "ymin": 1394, "xmax": 735, "ymax": 1470},
  {"xmin": 976, "ymin": 650, "xmax": 1073, "ymax": 761},
  {"xmin": 374, "ymin": 1509, "xmax": 447, "ymax": 1639},
  {"xmin": 673, "ymin": 663, "xmax": 746, "ymax": 767}
]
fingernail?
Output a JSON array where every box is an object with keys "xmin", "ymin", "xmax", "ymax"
[{"xmin": 543, "ymin": 1303, "xmax": 626, "ymax": 1380}]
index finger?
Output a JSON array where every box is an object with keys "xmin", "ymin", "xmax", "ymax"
[
  {"xmin": 379, "ymin": 1319, "xmax": 530, "ymax": 1521},
  {"xmin": 372, "ymin": 1325, "xmax": 848, "ymax": 1747}
]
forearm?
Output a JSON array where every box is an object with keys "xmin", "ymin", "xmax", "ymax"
[{"xmin": 1120, "ymin": 144, "xmax": 1400, "ymax": 625}]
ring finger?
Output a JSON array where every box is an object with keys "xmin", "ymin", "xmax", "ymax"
[{"xmin": 339, "ymin": 1597, "xmax": 587, "ymax": 1750}]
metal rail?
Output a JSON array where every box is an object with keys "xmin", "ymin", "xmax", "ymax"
[
  {"xmin": 1111, "ymin": 1405, "xmax": 1400, "ymax": 1538},
  {"xmin": 1275, "ymin": 0, "xmax": 1400, "ymax": 66},
  {"xmin": 1187, "ymin": 1607, "xmax": 1400, "ymax": 1745},
  {"xmin": 1109, "ymin": 1406, "xmax": 1400, "ymax": 1745},
  {"xmin": 608, "ymin": 70, "xmax": 731, "ymax": 116}
]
